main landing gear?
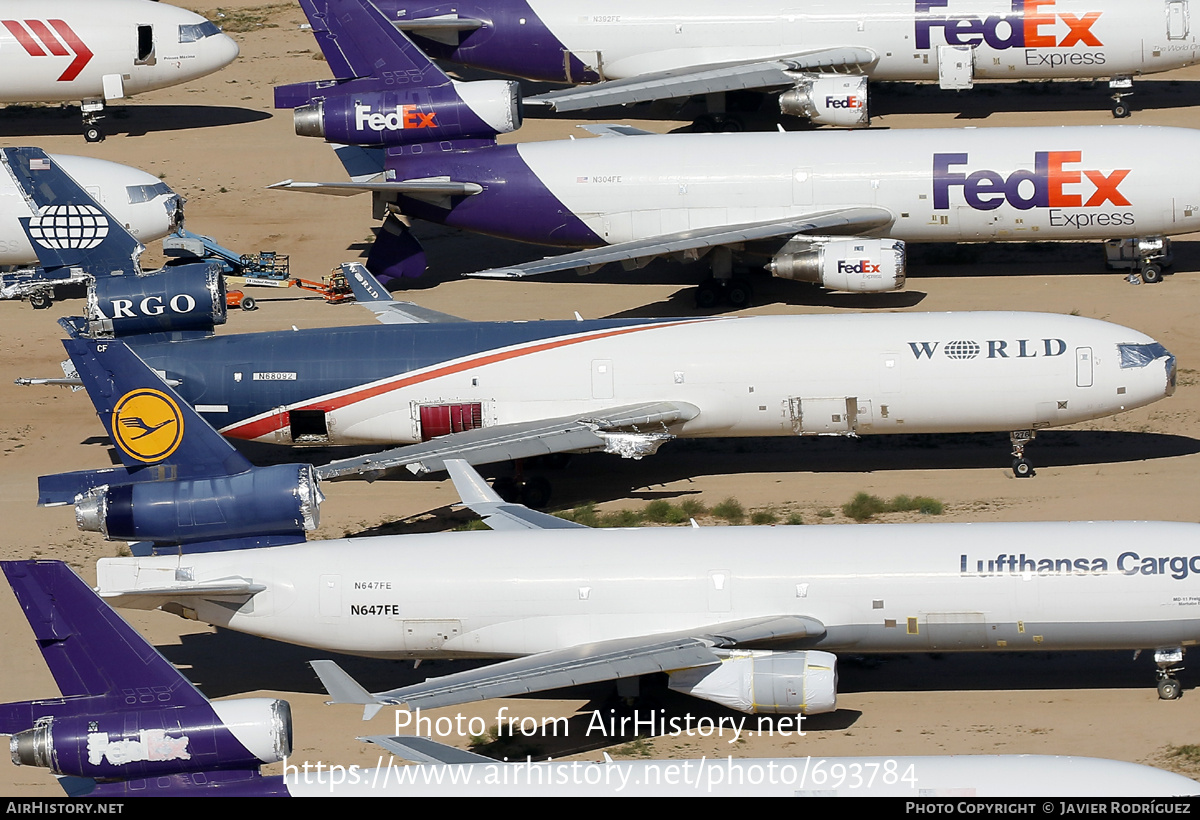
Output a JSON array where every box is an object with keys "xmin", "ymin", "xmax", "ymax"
[
  {"xmin": 1010, "ymin": 430, "xmax": 1036, "ymax": 478},
  {"xmin": 695, "ymin": 247, "xmax": 754, "ymax": 308},
  {"xmin": 1155, "ymin": 648, "xmax": 1185, "ymax": 700}
]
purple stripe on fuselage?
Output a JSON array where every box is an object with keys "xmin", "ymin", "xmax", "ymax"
[
  {"xmin": 374, "ymin": 0, "xmax": 599, "ymax": 83},
  {"xmin": 385, "ymin": 142, "xmax": 602, "ymax": 246}
]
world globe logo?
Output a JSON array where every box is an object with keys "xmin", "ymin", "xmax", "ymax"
[
  {"xmin": 27, "ymin": 204, "xmax": 110, "ymax": 250},
  {"xmin": 944, "ymin": 340, "xmax": 981, "ymax": 360}
]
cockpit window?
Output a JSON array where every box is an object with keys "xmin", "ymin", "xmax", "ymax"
[
  {"xmin": 126, "ymin": 182, "xmax": 173, "ymax": 204},
  {"xmin": 179, "ymin": 21, "xmax": 222, "ymax": 42},
  {"xmin": 1118, "ymin": 342, "xmax": 1171, "ymax": 368}
]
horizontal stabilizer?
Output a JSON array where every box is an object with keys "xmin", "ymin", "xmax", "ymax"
[
  {"xmin": 444, "ymin": 459, "xmax": 587, "ymax": 530},
  {"xmin": 362, "ymin": 736, "xmax": 492, "ymax": 765},
  {"xmin": 339, "ymin": 263, "xmax": 464, "ymax": 323},
  {"xmin": 269, "ymin": 179, "xmax": 483, "ymax": 197},
  {"xmin": 318, "ymin": 401, "xmax": 699, "ymax": 479},
  {"xmin": 528, "ymin": 49, "xmax": 877, "ymax": 112},
  {"xmin": 469, "ymin": 209, "xmax": 895, "ymax": 279}
]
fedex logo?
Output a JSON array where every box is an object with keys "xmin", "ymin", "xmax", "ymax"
[
  {"xmin": 825, "ymin": 96, "xmax": 863, "ymax": 109},
  {"xmin": 933, "ymin": 152, "xmax": 1130, "ymax": 211},
  {"xmin": 354, "ymin": 103, "xmax": 437, "ymax": 132},
  {"xmin": 838, "ymin": 260, "xmax": 882, "ymax": 275},
  {"xmin": 3, "ymin": 20, "xmax": 93, "ymax": 81},
  {"xmin": 915, "ymin": 0, "xmax": 1102, "ymax": 50}
]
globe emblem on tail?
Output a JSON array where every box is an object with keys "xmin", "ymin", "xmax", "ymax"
[{"xmin": 27, "ymin": 204, "xmax": 110, "ymax": 250}]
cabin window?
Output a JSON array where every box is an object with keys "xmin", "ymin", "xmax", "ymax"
[{"xmin": 136, "ymin": 25, "xmax": 155, "ymax": 64}]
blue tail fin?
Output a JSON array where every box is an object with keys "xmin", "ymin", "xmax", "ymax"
[{"xmin": 1, "ymin": 147, "xmax": 143, "ymax": 278}]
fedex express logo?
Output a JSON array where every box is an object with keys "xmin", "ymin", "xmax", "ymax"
[
  {"xmin": 355, "ymin": 102, "xmax": 437, "ymax": 132},
  {"xmin": 3, "ymin": 20, "xmax": 93, "ymax": 81},
  {"xmin": 916, "ymin": 0, "xmax": 1102, "ymax": 50},
  {"xmin": 839, "ymin": 260, "xmax": 882, "ymax": 275},
  {"xmin": 934, "ymin": 152, "xmax": 1131, "ymax": 215},
  {"xmin": 826, "ymin": 96, "xmax": 864, "ymax": 110}
]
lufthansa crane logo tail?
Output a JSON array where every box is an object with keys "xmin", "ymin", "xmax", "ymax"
[{"xmin": 112, "ymin": 389, "xmax": 184, "ymax": 463}]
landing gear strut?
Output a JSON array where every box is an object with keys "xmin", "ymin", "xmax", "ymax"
[
  {"xmin": 1010, "ymin": 430, "xmax": 1036, "ymax": 478},
  {"xmin": 1155, "ymin": 648, "xmax": 1185, "ymax": 700},
  {"xmin": 82, "ymin": 100, "xmax": 106, "ymax": 143},
  {"xmin": 694, "ymin": 247, "xmax": 754, "ymax": 308},
  {"xmin": 1109, "ymin": 76, "xmax": 1133, "ymax": 119}
]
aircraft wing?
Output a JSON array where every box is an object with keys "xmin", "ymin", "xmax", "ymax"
[
  {"xmin": 339, "ymin": 262, "xmax": 465, "ymax": 324},
  {"xmin": 526, "ymin": 48, "xmax": 877, "ymax": 112},
  {"xmin": 468, "ymin": 208, "xmax": 895, "ymax": 279},
  {"xmin": 312, "ymin": 614, "xmax": 826, "ymax": 715},
  {"xmin": 268, "ymin": 178, "xmax": 483, "ymax": 197},
  {"xmin": 316, "ymin": 400, "xmax": 700, "ymax": 480}
]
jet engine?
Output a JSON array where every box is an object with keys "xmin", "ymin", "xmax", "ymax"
[
  {"xmin": 779, "ymin": 75, "xmax": 870, "ymax": 128},
  {"xmin": 73, "ymin": 464, "xmax": 323, "ymax": 544},
  {"xmin": 292, "ymin": 80, "xmax": 522, "ymax": 146},
  {"xmin": 86, "ymin": 262, "xmax": 226, "ymax": 337},
  {"xmin": 768, "ymin": 237, "xmax": 905, "ymax": 292},
  {"xmin": 667, "ymin": 650, "xmax": 838, "ymax": 715},
  {"xmin": 9, "ymin": 699, "xmax": 291, "ymax": 779}
]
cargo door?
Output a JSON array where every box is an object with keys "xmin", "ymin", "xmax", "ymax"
[
  {"xmin": 418, "ymin": 402, "xmax": 483, "ymax": 441},
  {"xmin": 926, "ymin": 612, "xmax": 988, "ymax": 649},
  {"xmin": 788, "ymin": 397, "xmax": 861, "ymax": 434}
]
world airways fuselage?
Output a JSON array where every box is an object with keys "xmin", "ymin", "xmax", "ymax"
[
  {"xmin": 129, "ymin": 311, "xmax": 1173, "ymax": 453},
  {"xmin": 383, "ymin": 0, "xmax": 1198, "ymax": 87},
  {"xmin": 97, "ymin": 519, "xmax": 1200, "ymax": 660},
  {"xmin": 390, "ymin": 126, "xmax": 1200, "ymax": 250}
]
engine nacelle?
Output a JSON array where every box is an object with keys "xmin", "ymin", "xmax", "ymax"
[
  {"xmin": 768, "ymin": 237, "xmax": 905, "ymax": 292},
  {"xmin": 9, "ymin": 699, "xmax": 291, "ymax": 780},
  {"xmin": 294, "ymin": 80, "xmax": 522, "ymax": 146},
  {"xmin": 667, "ymin": 650, "xmax": 838, "ymax": 715},
  {"xmin": 87, "ymin": 262, "xmax": 226, "ymax": 337},
  {"xmin": 779, "ymin": 75, "xmax": 870, "ymax": 128},
  {"xmin": 74, "ymin": 464, "xmax": 323, "ymax": 544}
]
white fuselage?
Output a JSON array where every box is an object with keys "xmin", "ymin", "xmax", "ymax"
[
  {"xmin": 98, "ymin": 521, "xmax": 1200, "ymax": 659},
  {"xmin": 0, "ymin": 0, "xmax": 238, "ymax": 104},
  {"xmin": 508, "ymin": 126, "xmax": 1200, "ymax": 247},
  {"xmin": 525, "ymin": 0, "xmax": 1198, "ymax": 81},
  {"xmin": 208, "ymin": 312, "xmax": 1174, "ymax": 446},
  {"xmin": 0, "ymin": 154, "xmax": 179, "ymax": 266}
]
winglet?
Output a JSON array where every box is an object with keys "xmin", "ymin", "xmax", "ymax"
[
  {"xmin": 443, "ymin": 459, "xmax": 588, "ymax": 531},
  {"xmin": 310, "ymin": 660, "xmax": 384, "ymax": 721},
  {"xmin": 444, "ymin": 459, "xmax": 504, "ymax": 505},
  {"xmin": 1, "ymin": 147, "xmax": 144, "ymax": 278}
]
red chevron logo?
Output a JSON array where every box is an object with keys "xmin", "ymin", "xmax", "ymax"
[{"xmin": 3, "ymin": 19, "xmax": 93, "ymax": 81}]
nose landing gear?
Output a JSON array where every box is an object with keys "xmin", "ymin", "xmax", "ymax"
[
  {"xmin": 1155, "ymin": 648, "xmax": 1185, "ymax": 700},
  {"xmin": 1010, "ymin": 430, "xmax": 1036, "ymax": 478}
]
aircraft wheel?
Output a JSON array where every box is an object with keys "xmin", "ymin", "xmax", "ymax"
[
  {"xmin": 1012, "ymin": 458, "xmax": 1034, "ymax": 478},
  {"xmin": 1158, "ymin": 678, "xmax": 1183, "ymax": 700},
  {"xmin": 1112, "ymin": 101, "xmax": 1131, "ymax": 119},
  {"xmin": 725, "ymin": 277, "xmax": 754, "ymax": 308},
  {"xmin": 718, "ymin": 117, "xmax": 743, "ymax": 133},
  {"xmin": 28, "ymin": 292, "xmax": 52, "ymax": 310},
  {"xmin": 695, "ymin": 279, "xmax": 721, "ymax": 309},
  {"xmin": 491, "ymin": 477, "xmax": 519, "ymax": 503},
  {"xmin": 84, "ymin": 125, "xmax": 105, "ymax": 143},
  {"xmin": 692, "ymin": 115, "xmax": 717, "ymax": 133},
  {"xmin": 1141, "ymin": 264, "xmax": 1163, "ymax": 284},
  {"xmin": 520, "ymin": 477, "xmax": 552, "ymax": 509},
  {"xmin": 240, "ymin": 296, "xmax": 257, "ymax": 311}
]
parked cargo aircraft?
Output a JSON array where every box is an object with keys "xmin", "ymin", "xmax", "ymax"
[
  {"xmin": 375, "ymin": 0, "xmax": 1199, "ymax": 125},
  {"xmin": 6, "ymin": 564, "xmax": 1195, "ymax": 797},
  {"xmin": 1, "ymin": 0, "xmax": 239, "ymax": 141},
  {"xmin": 16, "ymin": 145, "xmax": 1175, "ymax": 486},
  {"xmin": 34, "ymin": 340, "xmax": 1199, "ymax": 715},
  {"xmin": 275, "ymin": 0, "xmax": 1200, "ymax": 303}
]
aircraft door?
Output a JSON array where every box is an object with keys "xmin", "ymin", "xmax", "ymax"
[
  {"xmin": 925, "ymin": 612, "xmax": 988, "ymax": 649},
  {"xmin": 1168, "ymin": 1, "xmax": 1190, "ymax": 39},
  {"xmin": 135, "ymin": 24, "xmax": 155, "ymax": 65},
  {"xmin": 1076, "ymin": 347, "xmax": 1094, "ymax": 388},
  {"xmin": 788, "ymin": 397, "xmax": 864, "ymax": 434},
  {"xmin": 402, "ymin": 620, "xmax": 464, "ymax": 651},
  {"xmin": 937, "ymin": 45, "xmax": 974, "ymax": 89},
  {"xmin": 564, "ymin": 50, "xmax": 604, "ymax": 82}
]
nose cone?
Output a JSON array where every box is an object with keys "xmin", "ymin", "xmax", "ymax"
[{"xmin": 213, "ymin": 33, "xmax": 240, "ymax": 69}]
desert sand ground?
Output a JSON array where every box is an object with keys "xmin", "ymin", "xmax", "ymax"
[{"xmin": 2, "ymin": 1, "xmax": 1200, "ymax": 796}]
